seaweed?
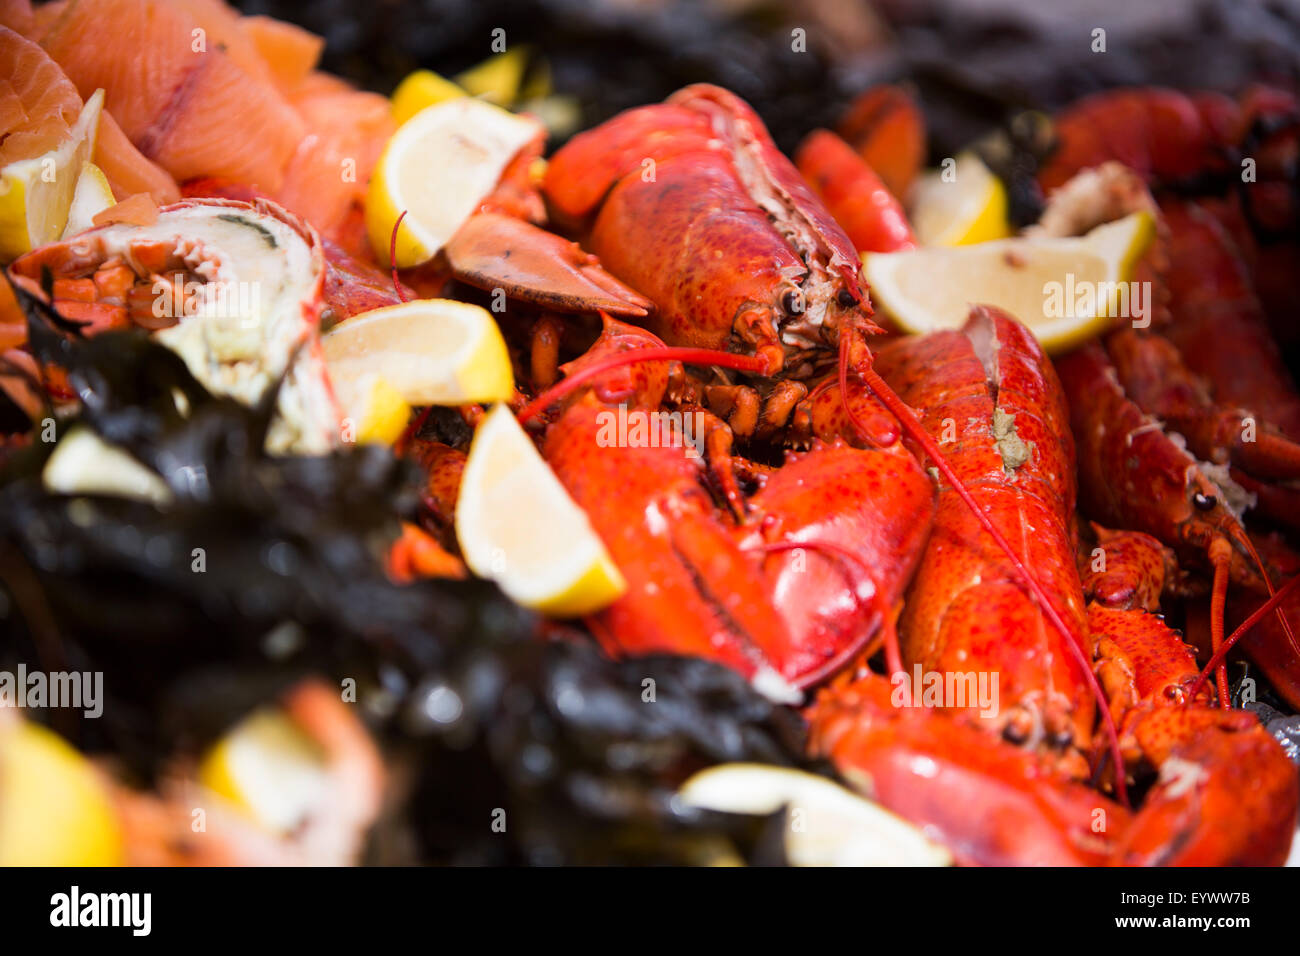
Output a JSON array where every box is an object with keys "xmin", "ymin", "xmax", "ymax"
[
  {"xmin": 0, "ymin": 283, "xmax": 808, "ymax": 864},
  {"xmin": 402, "ymin": 639, "xmax": 806, "ymax": 865}
]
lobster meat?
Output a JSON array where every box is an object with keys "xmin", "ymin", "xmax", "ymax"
[{"xmin": 7, "ymin": 198, "xmax": 344, "ymax": 453}]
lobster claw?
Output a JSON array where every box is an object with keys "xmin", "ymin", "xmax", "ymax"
[
  {"xmin": 1088, "ymin": 602, "xmax": 1300, "ymax": 865},
  {"xmin": 443, "ymin": 212, "xmax": 653, "ymax": 317},
  {"xmin": 1113, "ymin": 705, "xmax": 1299, "ymax": 866},
  {"xmin": 807, "ymin": 673, "xmax": 1126, "ymax": 866},
  {"xmin": 834, "ymin": 84, "xmax": 926, "ymax": 200}
]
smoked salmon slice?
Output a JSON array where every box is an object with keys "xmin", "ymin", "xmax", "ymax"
[
  {"xmin": 93, "ymin": 111, "xmax": 180, "ymax": 205},
  {"xmin": 41, "ymin": 0, "xmax": 304, "ymax": 192},
  {"xmin": 0, "ymin": 25, "xmax": 178, "ymax": 204},
  {"xmin": 0, "ymin": 0, "xmax": 34, "ymax": 36},
  {"xmin": 133, "ymin": 50, "xmax": 305, "ymax": 191},
  {"xmin": 0, "ymin": 25, "xmax": 80, "ymax": 166},
  {"xmin": 12, "ymin": 0, "xmax": 392, "ymax": 254},
  {"xmin": 242, "ymin": 14, "xmax": 325, "ymax": 93},
  {"xmin": 279, "ymin": 81, "xmax": 395, "ymax": 242}
]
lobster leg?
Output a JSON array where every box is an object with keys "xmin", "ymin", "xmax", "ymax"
[
  {"xmin": 1104, "ymin": 328, "xmax": 1300, "ymax": 482},
  {"xmin": 1220, "ymin": 532, "xmax": 1300, "ymax": 711}
]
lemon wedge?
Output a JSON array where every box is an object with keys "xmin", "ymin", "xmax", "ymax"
[
  {"xmin": 0, "ymin": 88, "xmax": 103, "ymax": 261},
  {"xmin": 390, "ymin": 69, "xmax": 466, "ymax": 126},
  {"xmin": 322, "ymin": 299, "xmax": 513, "ymax": 406},
  {"xmin": 366, "ymin": 98, "xmax": 543, "ymax": 268},
  {"xmin": 677, "ymin": 763, "xmax": 952, "ymax": 867},
  {"xmin": 909, "ymin": 151, "xmax": 1011, "ymax": 246},
  {"xmin": 0, "ymin": 719, "xmax": 125, "ymax": 865},
  {"xmin": 864, "ymin": 211, "xmax": 1155, "ymax": 353},
  {"xmin": 60, "ymin": 161, "xmax": 115, "ymax": 239},
  {"xmin": 197, "ymin": 709, "xmax": 329, "ymax": 834},
  {"xmin": 455, "ymin": 46, "xmax": 530, "ymax": 106},
  {"xmin": 455, "ymin": 403, "xmax": 625, "ymax": 616},
  {"xmin": 331, "ymin": 371, "xmax": 411, "ymax": 445}
]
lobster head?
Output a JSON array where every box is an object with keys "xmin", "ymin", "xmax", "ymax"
[{"xmin": 543, "ymin": 83, "xmax": 879, "ymax": 378}]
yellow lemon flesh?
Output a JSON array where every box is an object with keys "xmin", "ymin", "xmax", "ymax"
[
  {"xmin": 197, "ymin": 709, "xmax": 329, "ymax": 834},
  {"xmin": 365, "ymin": 98, "xmax": 543, "ymax": 268},
  {"xmin": 455, "ymin": 404, "xmax": 625, "ymax": 616},
  {"xmin": 864, "ymin": 211, "xmax": 1155, "ymax": 354},
  {"xmin": 0, "ymin": 719, "xmax": 124, "ymax": 866},
  {"xmin": 0, "ymin": 88, "xmax": 103, "ymax": 261},
  {"xmin": 331, "ymin": 373, "xmax": 411, "ymax": 445},
  {"xmin": 60, "ymin": 161, "xmax": 115, "ymax": 239},
  {"xmin": 909, "ymin": 151, "xmax": 1011, "ymax": 247},
  {"xmin": 390, "ymin": 69, "xmax": 466, "ymax": 126},
  {"xmin": 677, "ymin": 763, "xmax": 952, "ymax": 867},
  {"xmin": 322, "ymin": 299, "xmax": 514, "ymax": 407},
  {"xmin": 455, "ymin": 46, "xmax": 530, "ymax": 106}
]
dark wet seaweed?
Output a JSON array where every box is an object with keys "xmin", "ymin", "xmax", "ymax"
[{"xmin": 0, "ymin": 289, "xmax": 807, "ymax": 863}]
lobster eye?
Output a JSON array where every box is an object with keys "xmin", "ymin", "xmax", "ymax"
[
  {"xmin": 836, "ymin": 288, "xmax": 856, "ymax": 309},
  {"xmin": 781, "ymin": 289, "xmax": 804, "ymax": 316},
  {"xmin": 1192, "ymin": 491, "xmax": 1217, "ymax": 511}
]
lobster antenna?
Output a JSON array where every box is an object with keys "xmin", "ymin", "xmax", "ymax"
[
  {"xmin": 1207, "ymin": 539, "xmax": 1233, "ymax": 709},
  {"xmin": 838, "ymin": 330, "xmax": 1131, "ymax": 808},
  {"xmin": 1188, "ymin": 570, "xmax": 1300, "ymax": 703},
  {"xmin": 389, "ymin": 210, "xmax": 411, "ymax": 304},
  {"xmin": 1238, "ymin": 527, "xmax": 1300, "ymax": 658},
  {"xmin": 517, "ymin": 344, "xmax": 769, "ymax": 423}
]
